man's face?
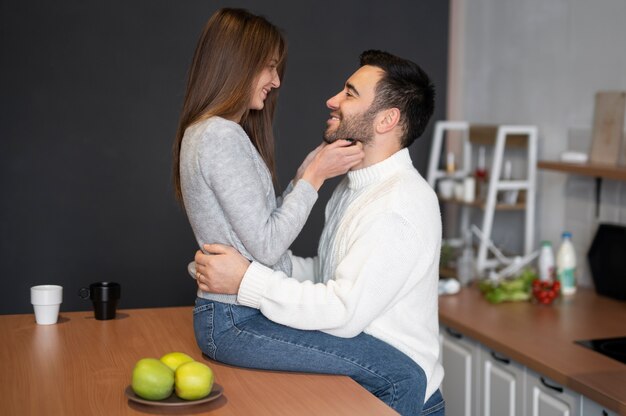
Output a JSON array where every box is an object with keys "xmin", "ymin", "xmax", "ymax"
[{"xmin": 324, "ymin": 65, "xmax": 384, "ymax": 144}]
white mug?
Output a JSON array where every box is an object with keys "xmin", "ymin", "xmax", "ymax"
[
  {"xmin": 438, "ymin": 179, "xmax": 455, "ymax": 199},
  {"xmin": 31, "ymin": 285, "xmax": 63, "ymax": 325}
]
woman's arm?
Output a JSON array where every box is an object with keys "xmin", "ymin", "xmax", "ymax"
[
  {"xmin": 197, "ymin": 125, "xmax": 312, "ymax": 265},
  {"xmin": 277, "ymin": 143, "xmax": 324, "ymax": 207},
  {"xmin": 197, "ymin": 123, "xmax": 362, "ymax": 266}
]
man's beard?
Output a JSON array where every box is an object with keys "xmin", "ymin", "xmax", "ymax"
[{"xmin": 323, "ymin": 107, "xmax": 377, "ymax": 145}]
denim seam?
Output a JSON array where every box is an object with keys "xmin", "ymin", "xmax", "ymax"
[
  {"xmin": 386, "ymin": 374, "xmax": 427, "ymax": 411},
  {"xmin": 421, "ymin": 398, "xmax": 445, "ymax": 415},
  {"xmin": 192, "ymin": 303, "xmax": 213, "ymax": 314},
  {"xmin": 193, "ymin": 302, "xmax": 217, "ymax": 356},
  {"xmin": 227, "ymin": 306, "xmax": 398, "ymax": 404}
]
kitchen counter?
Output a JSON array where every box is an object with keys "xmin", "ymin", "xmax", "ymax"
[
  {"xmin": 0, "ymin": 306, "xmax": 397, "ymax": 415},
  {"xmin": 438, "ymin": 287, "xmax": 626, "ymax": 414}
]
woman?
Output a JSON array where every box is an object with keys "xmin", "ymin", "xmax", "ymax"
[
  {"xmin": 173, "ymin": 8, "xmax": 363, "ymax": 283},
  {"xmin": 174, "ymin": 9, "xmax": 431, "ymax": 415}
]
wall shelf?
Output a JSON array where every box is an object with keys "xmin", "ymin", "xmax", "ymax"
[
  {"xmin": 538, "ymin": 160, "xmax": 626, "ymax": 217},
  {"xmin": 538, "ymin": 161, "xmax": 626, "ymax": 181},
  {"xmin": 428, "ymin": 121, "xmax": 538, "ymax": 275}
]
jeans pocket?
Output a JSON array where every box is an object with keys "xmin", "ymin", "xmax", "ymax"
[
  {"xmin": 228, "ymin": 304, "xmax": 261, "ymax": 329},
  {"xmin": 193, "ymin": 300, "xmax": 217, "ymax": 359},
  {"xmin": 421, "ymin": 390, "xmax": 445, "ymax": 416}
]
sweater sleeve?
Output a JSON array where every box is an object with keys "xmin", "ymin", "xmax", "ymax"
[
  {"xmin": 276, "ymin": 181, "xmax": 295, "ymax": 208},
  {"xmin": 198, "ymin": 124, "xmax": 318, "ymax": 266},
  {"xmin": 237, "ymin": 213, "xmax": 430, "ymax": 338}
]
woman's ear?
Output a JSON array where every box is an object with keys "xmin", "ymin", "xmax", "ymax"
[{"xmin": 375, "ymin": 108, "xmax": 401, "ymax": 134}]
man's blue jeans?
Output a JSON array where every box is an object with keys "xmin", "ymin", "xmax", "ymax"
[{"xmin": 193, "ymin": 298, "xmax": 445, "ymax": 415}]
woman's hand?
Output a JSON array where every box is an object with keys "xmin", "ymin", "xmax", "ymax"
[
  {"xmin": 195, "ymin": 244, "xmax": 251, "ymax": 295},
  {"xmin": 300, "ymin": 140, "xmax": 364, "ymax": 190},
  {"xmin": 295, "ymin": 142, "xmax": 326, "ymax": 183}
]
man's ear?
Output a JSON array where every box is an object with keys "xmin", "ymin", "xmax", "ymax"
[{"xmin": 375, "ymin": 108, "xmax": 401, "ymax": 134}]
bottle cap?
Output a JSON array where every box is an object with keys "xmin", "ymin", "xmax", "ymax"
[
  {"xmin": 541, "ymin": 241, "xmax": 552, "ymax": 247},
  {"xmin": 562, "ymin": 231, "xmax": 572, "ymax": 239}
]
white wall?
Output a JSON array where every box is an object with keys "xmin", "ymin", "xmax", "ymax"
[{"xmin": 449, "ymin": 0, "xmax": 626, "ymax": 286}]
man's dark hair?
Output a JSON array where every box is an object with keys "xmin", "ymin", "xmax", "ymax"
[{"xmin": 360, "ymin": 50, "xmax": 435, "ymax": 148}]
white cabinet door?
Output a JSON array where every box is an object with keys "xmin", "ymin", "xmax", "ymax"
[
  {"xmin": 526, "ymin": 370, "xmax": 580, "ymax": 416},
  {"xmin": 481, "ymin": 348, "xmax": 525, "ymax": 416},
  {"xmin": 581, "ymin": 397, "xmax": 618, "ymax": 416},
  {"xmin": 440, "ymin": 326, "xmax": 481, "ymax": 416}
]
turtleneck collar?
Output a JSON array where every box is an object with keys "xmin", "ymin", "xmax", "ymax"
[{"xmin": 347, "ymin": 148, "xmax": 413, "ymax": 189}]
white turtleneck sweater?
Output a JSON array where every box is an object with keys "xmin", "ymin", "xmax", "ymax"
[{"xmin": 237, "ymin": 148, "xmax": 444, "ymax": 400}]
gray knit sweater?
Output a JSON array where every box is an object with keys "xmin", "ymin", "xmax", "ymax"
[{"xmin": 180, "ymin": 116, "xmax": 318, "ymax": 303}]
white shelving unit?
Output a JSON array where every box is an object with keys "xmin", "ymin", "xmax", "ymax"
[{"xmin": 427, "ymin": 121, "xmax": 538, "ymax": 275}]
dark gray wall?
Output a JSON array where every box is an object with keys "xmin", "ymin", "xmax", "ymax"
[{"xmin": 0, "ymin": 0, "xmax": 448, "ymax": 314}]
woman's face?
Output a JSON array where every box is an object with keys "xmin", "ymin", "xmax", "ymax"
[{"xmin": 249, "ymin": 53, "xmax": 281, "ymax": 111}]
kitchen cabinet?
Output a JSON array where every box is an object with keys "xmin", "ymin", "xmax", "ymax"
[
  {"xmin": 525, "ymin": 370, "xmax": 580, "ymax": 416},
  {"xmin": 581, "ymin": 397, "xmax": 618, "ymax": 416},
  {"xmin": 440, "ymin": 326, "xmax": 526, "ymax": 416},
  {"xmin": 481, "ymin": 348, "xmax": 526, "ymax": 416},
  {"xmin": 439, "ymin": 288, "xmax": 626, "ymax": 414},
  {"xmin": 440, "ymin": 326, "xmax": 481, "ymax": 416},
  {"xmin": 440, "ymin": 328, "xmax": 584, "ymax": 416}
]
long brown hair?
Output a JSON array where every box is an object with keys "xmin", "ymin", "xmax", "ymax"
[{"xmin": 172, "ymin": 8, "xmax": 287, "ymax": 203}]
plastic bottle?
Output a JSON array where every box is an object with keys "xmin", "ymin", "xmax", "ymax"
[
  {"xmin": 538, "ymin": 241, "xmax": 555, "ymax": 282},
  {"xmin": 456, "ymin": 229, "xmax": 475, "ymax": 286},
  {"xmin": 446, "ymin": 152, "xmax": 456, "ymax": 175},
  {"xmin": 556, "ymin": 232, "xmax": 577, "ymax": 295}
]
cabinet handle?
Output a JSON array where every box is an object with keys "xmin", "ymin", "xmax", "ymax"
[
  {"xmin": 445, "ymin": 327, "xmax": 463, "ymax": 339},
  {"xmin": 490, "ymin": 351, "xmax": 511, "ymax": 364},
  {"xmin": 540, "ymin": 377, "xmax": 564, "ymax": 393}
]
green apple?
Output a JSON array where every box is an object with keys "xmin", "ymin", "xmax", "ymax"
[
  {"xmin": 160, "ymin": 352, "xmax": 195, "ymax": 372},
  {"xmin": 175, "ymin": 361, "xmax": 214, "ymax": 400},
  {"xmin": 131, "ymin": 358, "xmax": 175, "ymax": 400}
]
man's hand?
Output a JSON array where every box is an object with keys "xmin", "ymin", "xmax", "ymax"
[{"xmin": 194, "ymin": 244, "xmax": 251, "ymax": 295}]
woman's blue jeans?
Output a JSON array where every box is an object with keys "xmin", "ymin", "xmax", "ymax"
[{"xmin": 193, "ymin": 298, "xmax": 444, "ymax": 415}]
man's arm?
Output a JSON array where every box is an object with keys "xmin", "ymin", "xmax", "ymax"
[
  {"xmin": 238, "ymin": 213, "xmax": 425, "ymax": 337},
  {"xmin": 194, "ymin": 248, "xmax": 318, "ymax": 288},
  {"xmin": 197, "ymin": 213, "xmax": 435, "ymax": 338}
]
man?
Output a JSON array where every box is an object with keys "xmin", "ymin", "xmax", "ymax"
[{"xmin": 194, "ymin": 50, "xmax": 444, "ymax": 415}]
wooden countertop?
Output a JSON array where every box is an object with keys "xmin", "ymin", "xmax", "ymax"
[
  {"xmin": 0, "ymin": 306, "xmax": 397, "ymax": 416},
  {"xmin": 438, "ymin": 287, "xmax": 626, "ymax": 414}
]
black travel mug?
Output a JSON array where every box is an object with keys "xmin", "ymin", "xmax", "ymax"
[{"xmin": 79, "ymin": 282, "xmax": 121, "ymax": 320}]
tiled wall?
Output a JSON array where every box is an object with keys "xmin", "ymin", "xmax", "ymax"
[
  {"xmin": 450, "ymin": 0, "xmax": 626, "ymax": 289},
  {"xmin": 564, "ymin": 176, "xmax": 626, "ymax": 288},
  {"xmin": 560, "ymin": 128, "xmax": 626, "ymax": 288}
]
